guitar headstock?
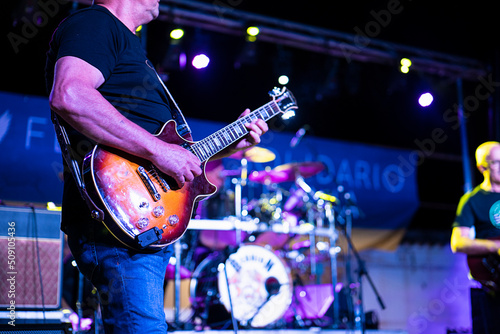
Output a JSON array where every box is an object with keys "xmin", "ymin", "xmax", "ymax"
[{"xmin": 269, "ymin": 87, "xmax": 298, "ymax": 119}]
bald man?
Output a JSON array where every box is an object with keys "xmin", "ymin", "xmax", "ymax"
[
  {"xmin": 451, "ymin": 141, "xmax": 500, "ymax": 256},
  {"xmin": 46, "ymin": 1, "xmax": 267, "ymax": 332},
  {"xmin": 451, "ymin": 141, "xmax": 500, "ymax": 334}
]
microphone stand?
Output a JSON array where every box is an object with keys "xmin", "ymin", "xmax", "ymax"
[
  {"xmin": 342, "ymin": 204, "xmax": 385, "ymax": 333},
  {"xmin": 222, "ymin": 262, "xmax": 239, "ymax": 334}
]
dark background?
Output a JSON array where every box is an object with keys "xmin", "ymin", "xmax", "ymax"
[{"xmin": 2, "ymin": 0, "xmax": 499, "ymax": 241}]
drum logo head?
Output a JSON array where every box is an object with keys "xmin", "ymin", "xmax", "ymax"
[{"xmin": 218, "ymin": 245, "xmax": 293, "ymax": 328}]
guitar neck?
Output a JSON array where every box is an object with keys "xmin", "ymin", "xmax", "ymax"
[{"xmin": 190, "ymin": 100, "xmax": 281, "ymax": 162}]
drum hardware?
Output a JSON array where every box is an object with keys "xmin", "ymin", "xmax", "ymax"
[
  {"xmin": 289, "ymin": 174, "xmax": 346, "ymax": 328},
  {"xmin": 335, "ymin": 188, "xmax": 384, "ymax": 332},
  {"xmin": 171, "ymin": 163, "xmax": 378, "ymax": 331},
  {"xmin": 173, "ymin": 239, "xmax": 183, "ymax": 328},
  {"xmin": 220, "ymin": 262, "xmax": 239, "ymax": 334},
  {"xmin": 228, "ymin": 145, "xmax": 275, "ymax": 221}
]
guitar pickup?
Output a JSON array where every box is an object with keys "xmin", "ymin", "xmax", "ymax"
[{"xmin": 137, "ymin": 166, "xmax": 161, "ymax": 201}]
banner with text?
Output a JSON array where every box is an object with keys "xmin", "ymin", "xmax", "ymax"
[{"xmin": 0, "ymin": 91, "xmax": 419, "ymax": 239}]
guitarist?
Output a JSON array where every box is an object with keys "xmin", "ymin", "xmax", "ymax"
[
  {"xmin": 45, "ymin": 1, "xmax": 268, "ymax": 333},
  {"xmin": 450, "ymin": 141, "xmax": 500, "ymax": 333}
]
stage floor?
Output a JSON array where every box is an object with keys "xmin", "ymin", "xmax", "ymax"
[
  {"xmin": 170, "ymin": 331, "xmax": 407, "ymax": 334},
  {"xmin": 0, "ymin": 311, "xmax": 408, "ymax": 334}
]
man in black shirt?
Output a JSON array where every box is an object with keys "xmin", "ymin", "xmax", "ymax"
[
  {"xmin": 46, "ymin": 0, "xmax": 268, "ymax": 333},
  {"xmin": 451, "ymin": 141, "xmax": 500, "ymax": 333},
  {"xmin": 451, "ymin": 141, "xmax": 500, "ymax": 255}
]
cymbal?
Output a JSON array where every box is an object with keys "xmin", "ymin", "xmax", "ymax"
[
  {"xmin": 249, "ymin": 161, "xmax": 324, "ymax": 184},
  {"xmin": 249, "ymin": 169, "xmax": 290, "ymax": 184},
  {"xmin": 274, "ymin": 161, "xmax": 325, "ymax": 178},
  {"xmin": 228, "ymin": 146, "xmax": 276, "ymax": 163}
]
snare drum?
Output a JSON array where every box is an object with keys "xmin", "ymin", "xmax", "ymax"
[{"xmin": 190, "ymin": 245, "xmax": 293, "ymax": 328}]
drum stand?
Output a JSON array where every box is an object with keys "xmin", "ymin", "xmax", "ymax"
[
  {"xmin": 324, "ymin": 201, "xmax": 341, "ymax": 327},
  {"xmin": 173, "ymin": 239, "xmax": 182, "ymax": 328},
  {"xmin": 297, "ymin": 177, "xmax": 342, "ymax": 328},
  {"xmin": 221, "ymin": 262, "xmax": 239, "ymax": 334},
  {"xmin": 341, "ymin": 201, "xmax": 385, "ymax": 333},
  {"xmin": 233, "ymin": 158, "xmax": 247, "ymax": 221}
]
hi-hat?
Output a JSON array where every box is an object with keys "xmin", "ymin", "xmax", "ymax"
[
  {"xmin": 229, "ymin": 146, "xmax": 276, "ymax": 163},
  {"xmin": 249, "ymin": 161, "xmax": 324, "ymax": 184}
]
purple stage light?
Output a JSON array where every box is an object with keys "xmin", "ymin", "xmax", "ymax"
[
  {"xmin": 418, "ymin": 92, "xmax": 433, "ymax": 107},
  {"xmin": 192, "ymin": 54, "xmax": 210, "ymax": 69}
]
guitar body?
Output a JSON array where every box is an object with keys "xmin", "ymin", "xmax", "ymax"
[
  {"xmin": 467, "ymin": 237, "xmax": 500, "ymax": 293},
  {"xmin": 82, "ymin": 120, "xmax": 216, "ymax": 250},
  {"xmin": 81, "ymin": 87, "xmax": 298, "ymax": 251}
]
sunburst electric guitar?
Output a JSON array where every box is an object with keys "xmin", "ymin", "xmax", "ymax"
[{"xmin": 82, "ymin": 88, "xmax": 297, "ymax": 250}]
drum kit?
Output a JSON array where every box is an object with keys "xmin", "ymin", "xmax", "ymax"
[{"xmin": 166, "ymin": 146, "xmax": 350, "ymax": 330}]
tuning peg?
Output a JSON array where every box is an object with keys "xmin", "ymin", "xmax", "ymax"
[{"xmin": 269, "ymin": 87, "xmax": 283, "ymax": 96}]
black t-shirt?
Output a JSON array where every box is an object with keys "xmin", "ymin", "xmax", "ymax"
[
  {"xmin": 45, "ymin": 5, "xmax": 174, "ymax": 230},
  {"xmin": 453, "ymin": 186, "xmax": 500, "ymax": 239},
  {"xmin": 46, "ymin": 5, "xmax": 172, "ymax": 134}
]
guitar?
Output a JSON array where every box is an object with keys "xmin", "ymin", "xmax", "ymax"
[
  {"xmin": 81, "ymin": 87, "xmax": 297, "ymax": 250},
  {"xmin": 467, "ymin": 241, "xmax": 500, "ymax": 293}
]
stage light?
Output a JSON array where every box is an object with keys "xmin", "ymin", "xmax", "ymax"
[
  {"xmin": 246, "ymin": 26, "xmax": 260, "ymax": 42},
  {"xmin": 418, "ymin": 92, "xmax": 434, "ymax": 107},
  {"xmin": 170, "ymin": 28, "xmax": 184, "ymax": 40},
  {"xmin": 245, "ymin": 27, "xmax": 259, "ymax": 42},
  {"xmin": 278, "ymin": 75, "xmax": 289, "ymax": 85},
  {"xmin": 192, "ymin": 54, "xmax": 210, "ymax": 69},
  {"xmin": 247, "ymin": 26, "xmax": 260, "ymax": 36},
  {"xmin": 400, "ymin": 65, "xmax": 410, "ymax": 74},
  {"xmin": 400, "ymin": 57, "xmax": 412, "ymax": 73},
  {"xmin": 400, "ymin": 58, "xmax": 412, "ymax": 67}
]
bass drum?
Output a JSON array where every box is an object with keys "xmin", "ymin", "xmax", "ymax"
[
  {"xmin": 190, "ymin": 245, "xmax": 293, "ymax": 328},
  {"xmin": 220, "ymin": 245, "xmax": 293, "ymax": 327},
  {"xmin": 190, "ymin": 251, "xmax": 232, "ymax": 328}
]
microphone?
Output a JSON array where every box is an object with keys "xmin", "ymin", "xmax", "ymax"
[{"xmin": 290, "ymin": 125, "xmax": 309, "ymax": 148}]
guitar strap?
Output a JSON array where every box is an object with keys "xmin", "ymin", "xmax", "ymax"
[
  {"xmin": 51, "ymin": 72, "xmax": 192, "ymax": 222},
  {"xmin": 153, "ymin": 71, "xmax": 193, "ymax": 140},
  {"xmin": 51, "ymin": 111, "xmax": 105, "ymax": 221}
]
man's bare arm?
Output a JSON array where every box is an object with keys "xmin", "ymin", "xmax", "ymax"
[{"xmin": 49, "ymin": 56, "xmax": 201, "ymax": 187}]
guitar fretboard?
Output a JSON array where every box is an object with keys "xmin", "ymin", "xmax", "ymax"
[{"xmin": 190, "ymin": 101, "xmax": 281, "ymax": 162}]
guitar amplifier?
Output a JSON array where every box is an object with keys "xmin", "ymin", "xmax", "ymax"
[{"xmin": 0, "ymin": 206, "xmax": 63, "ymax": 310}]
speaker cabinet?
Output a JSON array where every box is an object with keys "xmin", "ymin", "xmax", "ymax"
[{"xmin": 0, "ymin": 207, "xmax": 63, "ymax": 310}]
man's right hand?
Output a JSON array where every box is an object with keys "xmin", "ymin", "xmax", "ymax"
[{"xmin": 151, "ymin": 142, "xmax": 202, "ymax": 188}]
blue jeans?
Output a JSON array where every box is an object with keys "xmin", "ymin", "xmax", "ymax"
[{"xmin": 66, "ymin": 218, "xmax": 173, "ymax": 334}]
